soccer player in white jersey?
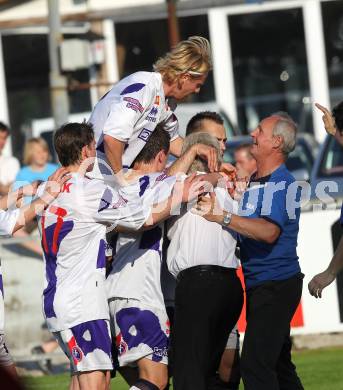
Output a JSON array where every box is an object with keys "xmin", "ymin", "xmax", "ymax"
[
  {"xmin": 38, "ymin": 122, "xmax": 206, "ymax": 390},
  {"xmin": 37, "ymin": 122, "xmax": 151, "ymax": 390},
  {"xmin": 106, "ymin": 125, "xmax": 222, "ymax": 390},
  {"xmin": 88, "ymin": 36, "xmax": 212, "ymax": 183},
  {"xmin": 0, "ymin": 168, "xmax": 69, "ymax": 385}
]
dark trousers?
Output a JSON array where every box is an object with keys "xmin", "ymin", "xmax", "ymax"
[
  {"xmin": 241, "ymin": 273, "xmax": 304, "ymax": 390},
  {"xmin": 172, "ymin": 266, "xmax": 244, "ymax": 390}
]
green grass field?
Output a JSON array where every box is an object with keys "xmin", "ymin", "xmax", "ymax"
[{"xmin": 23, "ymin": 347, "xmax": 343, "ymax": 390}]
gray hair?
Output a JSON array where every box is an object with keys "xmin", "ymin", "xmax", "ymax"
[
  {"xmin": 181, "ymin": 132, "xmax": 222, "ymax": 173},
  {"xmin": 271, "ymin": 112, "xmax": 297, "ymax": 156}
]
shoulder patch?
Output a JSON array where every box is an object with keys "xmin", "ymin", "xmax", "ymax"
[{"xmin": 120, "ymin": 83, "xmax": 145, "ymax": 95}]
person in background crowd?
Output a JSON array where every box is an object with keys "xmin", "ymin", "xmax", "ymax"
[
  {"xmin": 13, "ymin": 138, "xmax": 58, "ymax": 256},
  {"xmin": 0, "ymin": 122, "xmax": 20, "ymax": 197},
  {"xmin": 308, "ymin": 102, "xmax": 343, "ymax": 298},
  {"xmin": 233, "ymin": 143, "xmax": 257, "ymax": 179},
  {"xmin": 196, "ymin": 113, "xmax": 304, "ymax": 390}
]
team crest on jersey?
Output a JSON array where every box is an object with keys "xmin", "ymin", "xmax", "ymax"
[
  {"xmin": 138, "ymin": 128, "xmax": 152, "ymax": 142},
  {"xmin": 116, "ymin": 333, "xmax": 128, "ymax": 356},
  {"xmin": 71, "ymin": 346, "xmax": 83, "ymax": 362}
]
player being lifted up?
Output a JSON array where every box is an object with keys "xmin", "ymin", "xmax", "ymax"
[
  {"xmin": 89, "ymin": 36, "xmax": 217, "ymax": 185},
  {"xmin": 37, "ymin": 122, "xmax": 207, "ymax": 390}
]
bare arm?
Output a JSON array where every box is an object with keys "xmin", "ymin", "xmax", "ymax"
[
  {"xmin": 167, "ymin": 144, "xmax": 219, "ymax": 175},
  {"xmin": 104, "ymin": 135, "xmax": 125, "ymax": 174},
  {"xmin": 308, "ymin": 235, "xmax": 343, "ymax": 298},
  {"xmin": 195, "ymin": 192, "xmax": 280, "ymax": 244},
  {"xmin": 169, "ymin": 137, "xmax": 183, "ymax": 158}
]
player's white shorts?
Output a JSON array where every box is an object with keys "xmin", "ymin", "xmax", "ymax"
[
  {"xmin": 225, "ymin": 324, "xmax": 240, "ymax": 350},
  {"xmin": 53, "ymin": 319, "xmax": 113, "ymax": 373},
  {"xmin": 109, "ymin": 298, "xmax": 169, "ymax": 367},
  {"xmin": 0, "ymin": 334, "xmax": 13, "ymax": 367}
]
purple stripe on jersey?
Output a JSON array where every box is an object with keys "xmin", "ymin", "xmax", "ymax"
[
  {"xmin": 72, "ymin": 319, "xmax": 112, "ymax": 358},
  {"xmin": 139, "ymin": 226, "xmax": 162, "ymax": 255},
  {"xmin": 98, "ymin": 188, "xmax": 113, "ymax": 212},
  {"xmin": 120, "ymin": 83, "xmax": 145, "ymax": 95},
  {"xmin": 116, "ymin": 307, "xmax": 168, "ymax": 362},
  {"xmin": 97, "ymin": 239, "xmax": 106, "ymax": 269},
  {"xmin": 0, "ymin": 274, "xmax": 3, "ymax": 296},
  {"xmin": 139, "ymin": 176, "xmax": 150, "ymax": 197},
  {"xmin": 43, "ymin": 221, "xmax": 74, "ymax": 318}
]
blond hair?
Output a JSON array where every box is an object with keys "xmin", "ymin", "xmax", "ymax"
[
  {"xmin": 181, "ymin": 132, "xmax": 222, "ymax": 174},
  {"xmin": 23, "ymin": 137, "xmax": 50, "ymax": 165},
  {"xmin": 153, "ymin": 36, "xmax": 212, "ymax": 83}
]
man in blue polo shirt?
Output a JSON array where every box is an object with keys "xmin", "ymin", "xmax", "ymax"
[{"xmin": 196, "ymin": 113, "xmax": 304, "ymax": 390}]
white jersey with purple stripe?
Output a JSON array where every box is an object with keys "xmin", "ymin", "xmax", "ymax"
[
  {"xmin": 106, "ymin": 172, "xmax": 177, "ymax": 310},
  {"xmin": 0, "ymin": 208, "xmax": 20, "ymax": 334},
  {"xmin": 37, "ymin": 173, "xmax": 149, "ymax": 333},
  {"xmin": 88, "ymin": 71, "xmax": 179, "ymax": 181}
]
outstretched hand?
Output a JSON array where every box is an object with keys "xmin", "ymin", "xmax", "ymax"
[
  {"xmin": 315, "ymin": 103, "xmax": 336, "ymax": 136},
  {"xmin": 308, "ymin": 269, "xmax": 336, "ymax": 298}
]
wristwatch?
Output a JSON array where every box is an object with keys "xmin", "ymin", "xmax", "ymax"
[{"xmin": 223, "ymin": 211, "xmax": 232, "ymax": 226}]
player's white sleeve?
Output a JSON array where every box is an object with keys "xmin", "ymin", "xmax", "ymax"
[
  {"xmin": 103, "ymin": 83, "xmax": 154, "ymax": 143},
  {"xmin": 159, "ymin": 108, "xmax": 179, "ymax": 141},
  {"xmin": 0, "ymin": 209, "xmax": 20, "ymax": 236},
  {"xmin": 139, "ymin": 174, "xmax": 177, "ymax": 208},
  {"xmin": 93, "ymin": 182, "xmax": 149, "ymax": 230}
]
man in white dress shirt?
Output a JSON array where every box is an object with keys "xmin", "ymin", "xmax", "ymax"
[{"xmin": 167, "ymin": 132, "xmax": 243, "ymax": 390}]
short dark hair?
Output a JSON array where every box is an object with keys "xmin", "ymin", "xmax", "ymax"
[
  {"xmin": 0, "ymin": 122, "xmax": 9, "ymax": 134},
  {"xmin": 54, "ymin": 122, "xmax": 94, "ymax": 166},
  {"xmin": 333, "ymin": 102, "xmax": 343, "ymax": 133},
  {"xmin": 186, "ymin": 111, "xmax": 224, "ymax": 135},
  {"xmin": 133, "ymin": 125, "xmax": 170, "ymax": 165}
]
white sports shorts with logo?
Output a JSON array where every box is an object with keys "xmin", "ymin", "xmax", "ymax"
[
  {"xmin": 109, "ymin": 298, "xmax": 169, "ymax": 367},
  {"xmin": 53, "ymin": 319, "xmax": 113, "ymax": 373},
  {"xmin": 225, "ymin": 324, "xmax": 240, "ymax": 350}
]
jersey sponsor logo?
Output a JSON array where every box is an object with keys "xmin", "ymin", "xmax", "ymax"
[
  {"xmin": 155, "ymin": 96, "xmax": 160, "ymax": 105},
  {"xmin": 120, "ymin": 83, "xmax": 145, "ymax": 95},
  {"xmin": 138, "ymin": 128, "xmax": 152, "ymax": 142},
  {"xmin": 123, "ymin": 97, "xmax": 144, "ymax": 113},
  {"xmin": 145, "ymin": 115, "xmax": 157, "ymax": 123},
  {"xmin": 71, "ymin": 345, "xmax": 83, "ymax": 362}
]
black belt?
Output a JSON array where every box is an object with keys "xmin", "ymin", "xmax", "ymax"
[{"xmin": 177, "ymin": 265, "xmax": 236, "ymax": 282}]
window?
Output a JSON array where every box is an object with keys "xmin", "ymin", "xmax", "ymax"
[
  {"xmin": 319, "ymin": 135, "xmax": 343, "ymax": 177},
  {"xmin": 322, "ymin": 0, "xmax": 343, "ymax": 107},
  {"xmin": 228, "ymin": 9, "xmax": 312, "ymax": 134},
  {"xmin": 115, "ymin": 14, "xmax": 215, "ymax": 103}
]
